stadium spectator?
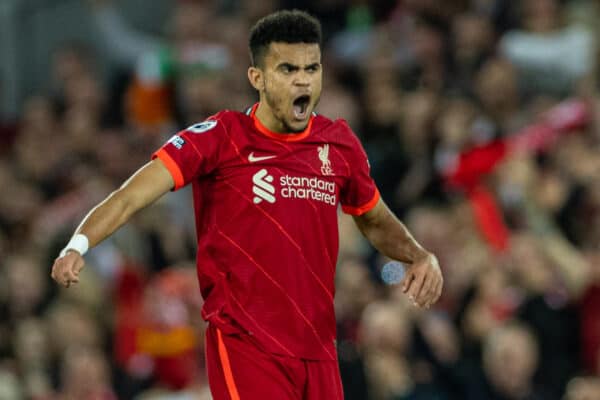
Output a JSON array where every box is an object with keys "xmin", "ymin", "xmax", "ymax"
[{"xmin": 1, "ymin": 0, "xmax": 599, "ymax": 398}]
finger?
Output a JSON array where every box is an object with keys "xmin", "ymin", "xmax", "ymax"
[
  {"xmin": 401, "ymin": 271, "xmax": 415, "ymax": 293},
  {"xmin": 423, "ymin": 281, "xmax": 437, "ymax": 309},
  {"xmin": 74, "ymin": 260, "xmax": 84, "ymax": 275},
  {"xmin": 429, "ymin": 273, "xmax": 442, "ymax": 303},
  {"xmin": 53, "ymin": 258, "xmax": 69, "ymax": 281},
  {"xmin": 430, "ymin": 277, "xmax": 443, "ymax": 305},
  {"xmin": 73, "ymin": 258, "xmax": 85, "ymax": 277},
  {"xmin": 51, "ymin": 260, "xmax": 62, "ymax": 281},
  {"xmin": 435, "ymin": 277, "xmax": 444, "ymax": 302},
  {"xmin": 413, "ymin": 270, "xmax": 432, "ymax": 306},
  {"xmin": 65, "ymin": 269, "xmax": 79, "ymax": 284},
  {"xmin": 55, "ymin": 267, "xmax": 67, "ymax": 285},
  {"xmin": 61, "ymin": 271, "xmax": 69, "ymax": 287},
  {"xmin": 418, "ymin": 274, "xmax": 437, "ymax": 306},
  {"xmin": 64, "ymin": 276, "xmax": 79, "ymax": 287},
  {"xmin": 62, "ymin": 272, "xmax": 70, "ymax": 286},
  {"xmin": 425, "ymin": 280, "xmax": 441, "ymax": 308},
  {"xmin": 407, "ymin": 268, "xmax": 426, "ymax": 303}
]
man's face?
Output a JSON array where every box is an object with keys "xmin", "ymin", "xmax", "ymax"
[{"xmin": 255, "ymin": 42, "xmax": 322, "ymax": 132}]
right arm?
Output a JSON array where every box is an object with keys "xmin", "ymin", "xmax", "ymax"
[{"xmin": 51, "ymin": 158, "xmax": 174, "ymax": 287}]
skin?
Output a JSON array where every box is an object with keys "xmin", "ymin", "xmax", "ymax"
[
  {"xmin": 52, "ymin": 41, "xmax": 443, "ymax": 308},
  {"xmin": 248, "ymin": 42, "xmax": 322, "ymax": 133},
  {"xmin": 353, "ymin": 200, "xmax": 442, "ymax": 308}
]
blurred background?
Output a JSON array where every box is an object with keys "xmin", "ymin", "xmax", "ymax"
[{"xmin": 2, "ymin": 0, "xmax": 600, "ymax": 399}]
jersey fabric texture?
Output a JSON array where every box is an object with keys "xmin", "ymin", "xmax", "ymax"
[
  {"xmin": 205, "ymin": 324, "xmax": 343, "ymax": 400},
  {"xmin": 153, "ymin": 103, "xmax": 379, "ymax": 361}
]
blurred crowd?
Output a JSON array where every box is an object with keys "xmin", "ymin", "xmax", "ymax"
[{"xmin": 2, "ymin": 0, "xmax": 600, "ymax": 399}]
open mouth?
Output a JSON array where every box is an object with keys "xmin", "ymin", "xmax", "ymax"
[{"xmin": 292, "ymin": 95, "xmax": 311, "ymax": 120}]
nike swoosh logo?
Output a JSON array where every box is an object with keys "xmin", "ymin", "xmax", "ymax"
[{"xmin": 248, "ymin": 152, "xmax": 276, "ymax": 162}]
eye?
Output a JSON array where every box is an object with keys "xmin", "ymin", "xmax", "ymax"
[{"xmin": 307, "ymin": 65, "xmax": 320, "ymax": 73}]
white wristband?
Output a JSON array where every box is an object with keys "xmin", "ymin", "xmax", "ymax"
[{"xmin": 59, "ymin": 234, "xmax": 89, "ymax": 258}]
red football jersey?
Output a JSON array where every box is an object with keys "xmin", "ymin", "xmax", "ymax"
[{"xmin": 153, "ymin": 103, "xmax": 379, "ymax": 360}]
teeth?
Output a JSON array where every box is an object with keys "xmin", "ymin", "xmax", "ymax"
[
  {"xmin": 294, "ymin": 104, "xmax": 305, "ymax": 119},
  {"xmin": 293, "ymin": 97, "xmax": 309, "ymax": 120}
]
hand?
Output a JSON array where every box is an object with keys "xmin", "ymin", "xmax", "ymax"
[
  {"xmin": 51, "ymin": 251, "xmax": 85, "ymax": 288},
  {"xmin": 401, "ymin": 252, "xmax": 443, "ymax": 308}
]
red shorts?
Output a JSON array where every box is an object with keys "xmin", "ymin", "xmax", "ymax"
[{"xmin": 205, "ymin": 324, "xmax": 344, "ymax": 400}]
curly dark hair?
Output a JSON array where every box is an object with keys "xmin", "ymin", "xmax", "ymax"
[{"xmin": 249, "ymin": 10, "xmax": 322, "ymax": 67}]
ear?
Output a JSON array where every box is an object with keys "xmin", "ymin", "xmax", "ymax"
[{"xmin": 247, "ymin": 66, "xmax": 264, "ymax": 91}]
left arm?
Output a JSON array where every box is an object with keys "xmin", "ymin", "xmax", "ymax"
[{"xmin": 353, "ymin": 199, "xmax": 443, "ymax": 308}]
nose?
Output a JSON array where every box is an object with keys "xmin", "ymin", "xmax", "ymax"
[{"xmin": 293, "ymin": 70, "xmax": 310, "ymax": 86}]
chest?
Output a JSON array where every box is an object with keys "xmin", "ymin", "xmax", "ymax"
[
  {"xmin": 218, "ymin": 128, "xmax": 351, "ymax": 177},
  {"xmin": 213, "ymin": 131, "xmax": 351, "ymax": 208}
]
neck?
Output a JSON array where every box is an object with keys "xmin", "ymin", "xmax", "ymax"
[{"xmin": 254, "ymin": 101, "xmax": 286, "ymax": 133}]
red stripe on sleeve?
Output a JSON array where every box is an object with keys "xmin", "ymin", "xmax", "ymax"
[
  {"xmin": 342, "ymin": 188, "xmax": 380, "ymax": 216},
  {"xmin": 153, "ymin": 148, "xmax": 185, "ymax": 190}
]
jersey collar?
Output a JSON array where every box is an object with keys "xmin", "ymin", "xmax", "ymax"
[{"xmin": 249, "ymin": 103, "xmax": 313, "ymax": 142}]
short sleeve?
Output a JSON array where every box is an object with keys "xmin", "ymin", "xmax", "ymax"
[
  {"xmin": 339, "ymin": 125, "xmax": 380, "ymax": 215},
  {"xmin": 152, "ymin": 118, "xmax": 224, "ymax": 191}
]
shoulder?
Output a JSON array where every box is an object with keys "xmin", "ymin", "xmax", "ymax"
[
  {"xmin": 182, "ymin": 109, "xmax": 247, "ymax": 135},
  {"xmin": 203, "ymin": 109, "xmax": 246, "ymax": 127},
  {"xmin": 315, "ymin": 115, "xmax": 362, "ymax": 147},
  {"xmin": 312, "ymin": 114, "xmax": 355, "ymax": 136},
  {"xmin": 210, "ymin": 109, "xmax": 248, "ymax": 122}
]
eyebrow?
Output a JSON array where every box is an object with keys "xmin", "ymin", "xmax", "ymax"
[{"xmin": 276, "ymin": 62, "xmax": 321, "ymax": 70}]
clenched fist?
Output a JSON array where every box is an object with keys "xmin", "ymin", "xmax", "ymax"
[{"xmin": 51, "ymin": 251, "xmax": 85, "ymax": 288}]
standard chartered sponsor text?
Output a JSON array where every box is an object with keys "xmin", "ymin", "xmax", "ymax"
[{"xmin": 280, "ymin": 175, "xmax": 336, "ymax": 205}]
